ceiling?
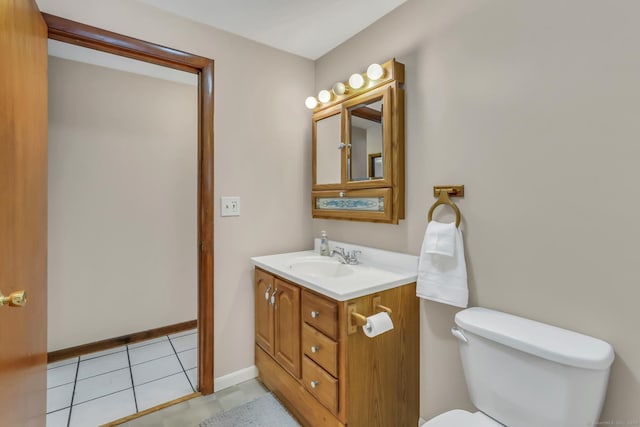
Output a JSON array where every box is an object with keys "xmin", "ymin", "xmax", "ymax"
[{"xmin": 135, "ymin": 0, "xmax": 408, "ymax": 60}]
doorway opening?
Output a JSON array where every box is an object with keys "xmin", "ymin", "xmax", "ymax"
[{"xmin": 43, "ymin": 14, "xmax": 214, "ymax": 425}]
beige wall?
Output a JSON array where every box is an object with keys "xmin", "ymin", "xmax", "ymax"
[
  {"xmin": 39, "ymin": 0, "xmax": 314, "ymax": 378},
  {"xmin": 39, "ymin": 0, "xmax": 640, "ymax": 421},
  {"xmin": 48, "ymin": 56, "xmax": 198, "ymax": 350},
  {"xmin": 313, "ymin": 0, "xmax": 640, "ymax": 422}
]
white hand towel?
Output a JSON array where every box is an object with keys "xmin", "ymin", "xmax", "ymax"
[
  {"xmin": 416, "ymin": 221, "xmax": 468, "ymax": 308},
  {"xmin": 424, "ymin": 220, "xmax": 456, "ymax": 256}
]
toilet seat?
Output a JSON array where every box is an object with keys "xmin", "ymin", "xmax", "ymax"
[{"xmin": 423, "ymin": 409, "xmax": 503, "ymax": 426}]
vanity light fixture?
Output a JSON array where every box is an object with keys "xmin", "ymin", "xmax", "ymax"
[
  {"xmin": 366, "ymin": 63, "xmax": 384, "ymax": 81},
  {"xmin": 348, "ymin": 73, "xmax": 365, "ymax": 89},
  {"xmin": 306, "ymin": 61, "xmax": 392, "ymax": 109},
  {"xmin": 332, "ymin": 82, "xmax": 346, "ymax": 95},
  {"xmin": 305, "ymin": 96, "xmax": 318, "ymax": 109},
  {"xmin": 318, "ymin": 89, "xmax": 332, "ymax": 103}
]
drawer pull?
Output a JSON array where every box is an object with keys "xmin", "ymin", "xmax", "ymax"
[
  {"xmin": 264, "ymin": 285, "xmax": 272, "ymax": 301},
  {"xmin": 270, "ymin": 289, "xmax": 278, "ymax": 305},
  {"xmin": 310, "ymin": 345, "xmax": 320, "ymax": 353},
  {"xmin": 310, "ymin": 380, "xmax": 319, "ymax": 389},
  {"xmin": 311, "ymin": 311, "xmax": 320, "ymax": 318}
]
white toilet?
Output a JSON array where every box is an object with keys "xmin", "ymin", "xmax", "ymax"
[{"xmin": 425, "ymin": 307, "xmax": 615, "ymax": 427}]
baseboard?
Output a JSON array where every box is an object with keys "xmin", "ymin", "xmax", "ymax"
[
  {"xmin": 48, "ymin": 320, "xmax": 197, "ymax": 363},
  {"xmin": 214, "ymin": 365, "xmax": 259, "ymax": 392}
]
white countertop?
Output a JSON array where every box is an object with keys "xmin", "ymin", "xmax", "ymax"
[{"xmin": 250, "ymin": 240, "xmax": 418, "ymax": 301}]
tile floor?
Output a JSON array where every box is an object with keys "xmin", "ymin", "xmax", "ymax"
[
  {"xmin": 118, "ymin": 378, "xmax": 272, "ymax": 427},
  {"xmin": 47, "ymin": 329, "xmax": 198, "ymax": 427}
]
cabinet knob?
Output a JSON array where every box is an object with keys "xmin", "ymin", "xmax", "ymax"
[
  {"xmin": 337, "ymin": 142, "xmax": 346, "ymax": 150},
  {"xmin": 311, "ymin": 345, "xmax": 320, "ymax": 353},
  {"xmin": 310, "ymin": 311, "xmax": 320, "ymax": 318},
  {"xmin": 310, "ymin": 380, "xmax": 319, "ymax": 389}
]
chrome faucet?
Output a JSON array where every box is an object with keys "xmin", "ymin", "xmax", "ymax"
[{"xmin": 330, "ymin": 247, "xmax": 361, "ymax": 265}]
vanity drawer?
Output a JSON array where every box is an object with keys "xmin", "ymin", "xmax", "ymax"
[
  {"xmin": 302, "ymin": 323, "xmax": 338, "ymax": 377},
  {"xmin": 302, "ymin": 356, "xmax": 338, "ymax": 414},
  {"xmin": 302, "ymin": 291, "xmax": 338, "ymax": 340}
]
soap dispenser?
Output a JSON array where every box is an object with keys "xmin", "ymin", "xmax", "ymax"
[{"xmin": 320, "ymin": 231, "xmax": 330, "ymax": 256}]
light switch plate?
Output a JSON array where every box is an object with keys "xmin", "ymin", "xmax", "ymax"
[{"xmin": 220, "ymin": 196, "xmax": 240, "ymax": 217}]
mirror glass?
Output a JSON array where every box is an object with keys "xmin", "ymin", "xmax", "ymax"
[
  {"xmin": 348, "ymin": 97, "xmax": 383, "ymax": 181},
  {"xmin": 315, "ymin": 112, "xmax": 342, "ymax": 185}
]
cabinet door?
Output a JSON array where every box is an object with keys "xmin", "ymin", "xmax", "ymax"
[
  {"xmin": 313, "ymin": 105, "xmax": 345, "ymax": 190},
  {"xmin": 255, "ymin": 269, "xmax": 274, "ymax": 355},
  {"xmin": 344, "ymin": 85, "xmax": 393, "ymax": 189},
  {"xmin": 274, "ymin": 278, "xmax": 301, "ymax": 378}
]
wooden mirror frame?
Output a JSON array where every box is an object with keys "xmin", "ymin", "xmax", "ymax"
[
  {"xmin": 311, "ymin": 58, "xmax": 405, "ymax": 223},
  {"xmin": 43, "ymin": 14, "xmax": 215, "ymax": 394}
]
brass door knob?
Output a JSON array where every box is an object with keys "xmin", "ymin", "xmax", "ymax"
[{"xmin": 0, "ymin": 290, "xmax": 27, "ymax": 307}]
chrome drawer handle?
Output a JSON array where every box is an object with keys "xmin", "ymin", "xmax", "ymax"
[
  {"xmin": 310, "ymin": 380, "xmax": 319, "ymax": 389},
  {"xmin": 311, "ymin": 311, "xmax": 320, "ymax": 318},
  {"xmin": 310, "ymin": 346, "xmax": 320, "ymax": 353},
  {"xmin": 270, "ymin": 289, "xmax": 278, "ymax": 305},
  {"xmin": 264, "ymin": 285, "xmax": 272, "ymax": 301}
]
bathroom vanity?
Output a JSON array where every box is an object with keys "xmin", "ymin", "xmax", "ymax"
[{"xmin": 251, "ymin": 242, "xmax": 419, "ymax": 427}]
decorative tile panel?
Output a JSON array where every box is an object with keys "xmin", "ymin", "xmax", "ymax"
[{"xmin": 315, "ymin": 197, "xmax": 384, "ymax": 212}]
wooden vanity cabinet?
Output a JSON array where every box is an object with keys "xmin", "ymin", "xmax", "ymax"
[{"xmin": 255, "ymin": 267, "xmax": 419, "ymax": 427}]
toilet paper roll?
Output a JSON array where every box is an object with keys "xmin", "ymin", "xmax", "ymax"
[{"xmin": 363, "ymin": 312, "xmax": 394, "ymax": 338}]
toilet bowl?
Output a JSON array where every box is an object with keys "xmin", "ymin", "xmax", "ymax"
[
  {"xmin": 424, "ymin": 307, "xmax": 614, "ymax": 427},
  {"xmin": 425, "ymin": 409, "xmax": 501, "ymax": 426}
]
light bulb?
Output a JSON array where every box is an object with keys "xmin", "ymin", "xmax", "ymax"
[
  {"xmin": 366, "ymin": 63, "xmax": 384, "ymax": 81},
  {"xmin": 348, "ymin": 73, "xmax": 364, "ymax": 89},
  {"xmin": 305, "ymin": 96, "xmax": 318, "ymax": 109},
  {"xmin": 318, "ymin": 89, "xmax": 332, "ymax": 103},
  {"xmin": 332, "ymin": 82, "xmax": 346, "ymax": 95}
]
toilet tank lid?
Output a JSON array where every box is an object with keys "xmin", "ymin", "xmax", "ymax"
[{"xmin": 455, "ymin": 307, "xmax": 614, "ymax": 370}]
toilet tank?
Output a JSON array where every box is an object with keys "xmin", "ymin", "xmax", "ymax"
[{"xmin": 454, "ymin": 307, "xmax": 614, "ymax": 427}]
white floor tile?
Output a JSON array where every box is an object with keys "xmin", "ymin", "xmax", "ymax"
[
  {"xmin": 169, "ymin": 332, "xmax": 198, "ymax": 353},
  {"xmin": 186, "ymin": 367, "xmax": 198, "ymax": 390},
  {"xmin": 73, "ymin": 367, "xmax": 132, "ymax": 404},
  {"xmin": 48, "ymin": 362, "xmax": 78, "ymax": 388},
  {"xmin": 77, "ymin": 350, "xmax": 129, "ymax": 380},
  {"xmin": 129, "ymin": 340, "xmax": 174, "ymax": 365},
  {"xmin": 46, "ymin": 407, "xmax": 70, "ymax": 427},
  {"xmin": 131, "ymin": 354, "xmax": 182, "ymax": 386},
  {"xmin": 69, "ymin": 389, "xmax": 136, "ymax": 427},
  {"xmin": 127, "ymin": 335, "xmax": 169, "ymax": 349},
  {"xmin": 47, "ymin": 382, "xmax": 74, "ymax": 413},
  {"xmin": 177, "ymin": 348, "xmax": 197, "ymax": 370},
  {"xmin": 79, "ymin": 346, "xmax": 126, "ymax": 361},
  {"xmin": 135, "ymin": 372, "xmax": 194, "ymax": 411},
  {"xmin": 48, "ymin": 356, "xmax": 78, "ymax": 370},
  {"xmin": 168, "ymin": 328, "xmax": 196, "ymax": 340}
]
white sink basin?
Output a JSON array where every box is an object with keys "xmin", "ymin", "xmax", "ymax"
[
  {"xmin": 251, "ymin": 243, "xmax": 418, "ymax": 301},
  {"xmin": 288, "ymin": 257, "xmax": 354, "ymax": 278}
]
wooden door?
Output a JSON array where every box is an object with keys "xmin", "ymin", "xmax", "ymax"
[
  {"xmin": 255, "ymin": 269, "xmax": 274, "ymax": 355},
  {"xmin": 0, "ymin": 0, "xmax": 49, "ymax": 426},
  {"xmin": 274, "ymin": 279, "xmax": 301, "ymax": 378}
]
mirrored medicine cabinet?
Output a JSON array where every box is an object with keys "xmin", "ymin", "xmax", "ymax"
[{"xmin": 311, "ymin": 58, "xmax": 405, "ymax": 223}]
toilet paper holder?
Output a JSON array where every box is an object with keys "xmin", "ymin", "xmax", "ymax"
[{"xmin": 347, "ymin": 296, "xmax": 392, "ymax": 334}]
